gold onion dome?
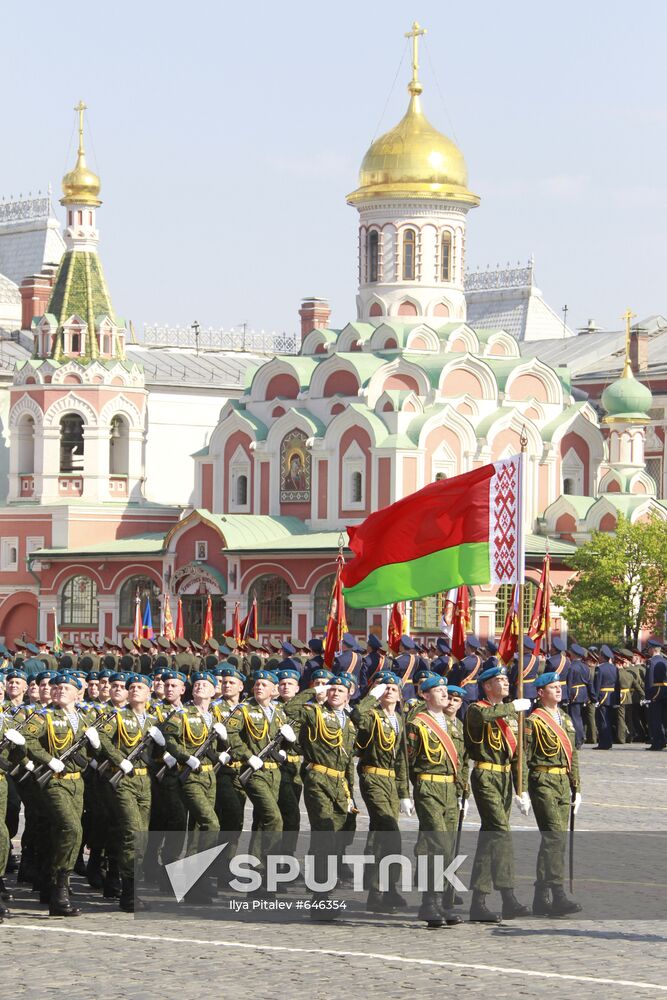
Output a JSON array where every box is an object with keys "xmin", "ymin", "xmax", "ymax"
[
  {"xmin": 347, "ymin": 23, "xmax": 479, "ymax": 206},
  {"xmin": 61, "ymin": 101, "xmax": 101, "ymax": 207}
]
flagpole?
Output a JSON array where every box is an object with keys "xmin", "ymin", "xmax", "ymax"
[{"xmin": 517, "ymin": 428, "xmax": 528, "ymax": 796}]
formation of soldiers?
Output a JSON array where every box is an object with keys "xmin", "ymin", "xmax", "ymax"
[{"xmin": 0, "ymin": 626, "xmax": 664, "ymax": 926}]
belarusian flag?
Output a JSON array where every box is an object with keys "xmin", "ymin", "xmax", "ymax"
[{"xmin": 342, "ymin": 457, "xmax": 523, "ymax": 608}]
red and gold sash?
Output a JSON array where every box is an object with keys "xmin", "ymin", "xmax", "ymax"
[
  {"xmin": 366, "ymin": 653, "xmax": 386, "ymax": 688},
  {"xmin": 344, "ymin": 651, "xmax": 360, "ymax": 675},
  {"xmin": 413, "ymin": 711, "xmax": 459, "ymax": 771},
  {"xmin": 530, "ymin": 707, "xmax": 573, "ymax": 770},
  {"xmin": 462, "ymin": 654, "xmax": 481, "ymax": 687},
  {"xmin": 522, "ymin": 654, "xmax": 537, "ymax": 681},
  {"xmin": 477, "ymin": 699, "xmax": 517, "ymax": 757},
  {"xmin": 402, "ymin": 653, "xmax": 416, "ymax": 684}
]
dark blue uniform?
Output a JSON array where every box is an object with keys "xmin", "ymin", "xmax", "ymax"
[
  {"xmin": 567, "ymin": 658, "xmax": 594, "ymax": 748},
  {"xmin": 547, "ymin": 652, "xmax": 571, "ymax": 705},
  {"xmin": 645, "ymin": 656, "xmax": 667, "ymax": 750},
  {"xmin": 390, "ymin": 650, "xmax": 429, "ymax": 701},
  {"xmin": 332, "ymin": 648, "xmax": 364, "ymax": 684},
  {"xmin": 508, "ymin": 651, "xmax": 541, "ymax": 702},
  {"xmin": 358, "ymin": 650, "xmax": 389, "ymax": 693},
  {"xmin": 594, "ymin": 656, "xmax": 619, "ymax": 749},
  {"xmin": 430, "ymin": 653, "xmax": 454, "ymax": 677},
  {"xmin": 447, "ymin": 653, "xmax": 482, "ymax": 717}
]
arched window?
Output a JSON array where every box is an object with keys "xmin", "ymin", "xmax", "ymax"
[
  {"xmin": 236, "ymin": 475, "xmax": 248, "ymax": 506},
  {"xmin": 60, "ymin": 414, "xmax": 84, "ymax": 473},
  {"xmin": 563, "ymin": 478, "xmax": 574, "ymax": 495},
  {"xmin": 495, "ymin": 581, "xmax": 538, "ymax": 634},
  {"xmin": 402, "ymin": 229, "xmax": 416, "ymax": 281},
  {"xmin": 109, "ymin": 415, "xmax": 129, "ymax": 475},
  {"xmin": 71, "ymin": 330, "xmax": 80, "ymax": 354},
  {"xmin": 367, "ymin": 230, "xmax": 379, "ymax": 283},
  {"xmin": 441, "ymin": 231, "xmax": 451, "ymax": 281},
  {"xmin": 351, "ymin": 470, "xmax": 363, "ymax": 503},
  {"xmin": 313, "ymin": 574, "xmax": 367, "ymax": 631},
  {"xmin": 248, "ymin": 575, "xmax": 292, "ymax": 630},
  {"xmin": 118, "ymin": 575, "xmax": 161, "ymax": 628},
  {"xmin": 18, "ymin": 415, "xmax": 35, "ymax": 474},
  {"xmin": 62, "ymin": 575, "xmax": 98, "ymax": 626}
]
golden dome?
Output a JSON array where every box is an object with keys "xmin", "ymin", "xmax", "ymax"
[
  {"xmin": 347, "ymin": 22, "xmax": 479, "ymax": 206},
  {"xmin": 61, "ymin": 101, "xmax": 102, "ymax": 207}
]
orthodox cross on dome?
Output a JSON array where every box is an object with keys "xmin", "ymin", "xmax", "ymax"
[
  {"xmin": 75, "ymin": 100, "xmax": 88, "ymax": 155},
  {"xmin": 622, "ymin": 307, "xmax": 636, "ymax": 378},
  {"xmin": 405, "ymin": 20, "xmax": 426, "ymax": 95}
]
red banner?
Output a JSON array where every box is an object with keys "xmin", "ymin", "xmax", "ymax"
[
  {"xmin": 202, "ymin": 594, "xmax": 214, "ymax": 644},
  {"xmin": 324, "ymin": 562, "xmax": 347, "ymax": 668},
  {"xmin": 451, "ymin": 586, "xmax": 471, "ymax": 659},
  {"xmin": 528, "ymin": 554, "xmax": 551, "ymax": 647},
  {"xmin": 498, "ymin": 584, "xmax": 520, "ymax": 665}
]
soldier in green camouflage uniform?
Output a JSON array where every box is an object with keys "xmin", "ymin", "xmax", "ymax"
[
  {"xmin": 351, "ymin": 670, "xmax": 409, "ymax": 913},
  {"xmin": 212, "ymin": 666, "xmax": 247, "ymax": 833},
  {"xmin": 276, "ymin": 667, "xmax": 303, "ymax": 854},
  {"xmin": 464, "ymin": 662, "xmax": 531, "ymax": 922},
  {"xmin": 0, "ymin": 707, "xmax": 30, "ymax": 917}
]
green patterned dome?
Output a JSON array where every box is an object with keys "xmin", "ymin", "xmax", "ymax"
[{"xmin": 601, "ymin": 369, "xmax": 652, "ymax": 423}]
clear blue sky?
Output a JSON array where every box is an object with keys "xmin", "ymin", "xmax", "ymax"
[{"xmin": 3, "ymin": 0, "xmax": 666, "ymax": 337}]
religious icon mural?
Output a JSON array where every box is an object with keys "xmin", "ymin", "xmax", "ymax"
[{"xmin": 280, "ymin": 430, "xmax": 311, "ymax": 503}]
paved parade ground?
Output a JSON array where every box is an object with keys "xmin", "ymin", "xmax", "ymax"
[{"xmin": 2, "ymin": 743, "xmax": 666, "ymax": 1000}]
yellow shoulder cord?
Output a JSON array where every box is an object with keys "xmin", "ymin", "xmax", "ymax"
[
  {"xmin": 46, "ymin": 713, "xmax": 73, "ymax": 755},
  {"xmin": 531, "ymin": 716, "xmax": 561, "ymax": 758},
  {"xmin": 309, "ymin": 704, "xmax": 343, "ymax": 748},
  {"xmin": 242, "ymin": 705, "xmax": 268, "ymax": 742},
  {"xmin": 419, "ymin": 723, "xmax": 444, "ymax": 764},
  {"xmin": 182, "ymin": 709, "xmax": 209, "ymax": 748},
  {"xmin": 116, "ymin": 711, "xmax": 143, "ymax": 751}
]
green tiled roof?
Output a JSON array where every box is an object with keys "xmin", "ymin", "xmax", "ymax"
[
  {"xmin": 47, "ymin": 250, "xmax": 121, "ymax": 362},
  {"xmin": 34, "ymin": 533, "xmax": 167, "ymax": 558},
  {"xmin": 541, "ymin": 403, "xmax": 587, "ymax": 442}
]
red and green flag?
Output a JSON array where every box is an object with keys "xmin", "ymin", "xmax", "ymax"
[{"xmin": 342, "ymin": 457, "xmax": 524, "ymax": 609}]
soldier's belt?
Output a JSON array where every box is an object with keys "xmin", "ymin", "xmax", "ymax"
[
  {"xmin": 308, "ymin": 763, "xmax": 345, "ymax": 778},
  {"xmin": 361, "ymin": 766, "xmax": 396, "ymax": 778},
  {"xmin": 0, "ymin": 773, "xmax": 5, "ymax": 782},
  {"xmin": 199, "ymin": 764, "xmax": 213, "ymax": 772},
  {"xmin": 417, "ymin": 773, "xmax": 454, "ymax": 783},
  {"xmin": 263, "ymin": 762, "xmax": 279, "ymax": 770},
  {"xmin": 601, "ymin": 687, "xmax": 614, "ymax": 692},
  {"xmin": 131, "ymin": 768, "xmax": 148, "ymax": 776},
  {"xmin": 533, "ymin": 765, "xmax": 568, "ymax": 775},
  {"xmin": 474, "ymin": 762, "xmax": 511, "ymax": 773},
  {"xmin": 286, "ymin": 755, "xmax": 301, "ymax": 763},
  {"xmin": 52, "ymin": 771, "xmax": 81, "ymax": 781}
]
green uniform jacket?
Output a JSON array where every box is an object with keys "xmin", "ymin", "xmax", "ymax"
[
  {"xmin": 161, "ymin": 705, "xmax": 218, "ymax": 766},
  {"xmin": 284, "ymin": 690, "xmax": 356, "ymax": 791},
  {"xmin": 24, "ymin": 704, "xmax": 97, "ymax": 773},
  {"xmin": 464, "ymin": 700, "xmax": 526, "ymax": 792},
  {"xmin": 351, "ymin": 694, "xmax": 409, "ymax": 799},
  {"xmin": 226, "ymin": 698, "xmax": 288, "ymax": 764},
  {"xmin": 525, "ymin": 707, "xmax": 580, "ymax": 790},
  {"xmin": 98, "ymin": 706, "xmax": 158, "ymax": 768},
  {"xmin": 407, "ymin": 709, "xmax": 464, "ymax": 795}
]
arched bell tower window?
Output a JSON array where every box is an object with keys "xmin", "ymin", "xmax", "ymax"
[
  {"xmin": 109, "ymin": 415, "xmax": 129, "ymax": 475},
  {"xmin": 18, "ymin": 415, "xmax": 35, "ymax": 474},
  {"xmin": 441, "ymin": 231, "xmax": 452, "ymax": 281},
  {"xmin": 402, "ymin": 229, "xmax": 416, "ymax": 280},
  {"xmin": 60, "ymin": 414, "xmax": 84, "ymax": 473},
  {"xmin": 367, "ymin": 230, "xmax": 379, "ymax": 283}
]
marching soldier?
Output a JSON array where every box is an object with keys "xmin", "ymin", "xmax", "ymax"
[
  {"xmin": 593, "ymin": 645, "xmax": 619, "ymax": 750},
  {"xmin": 448, "ymin": 636, "xmax": 484, "ymax": 717},
  {"xmin": 567, "ymin": 644, "xmax": 594, "ymax": 749},
  {"xmin": 644, "ymin": 643, "xmax": 667, "ymax": 750},
  {"xmin": 350, "ymin": 670, "xmax": 409, "ymax": 913},
  {"xmin": 526, "ymin": 672, "xmax": 581, "ymax": 916},
  {"xmin": 213, "ymin": 665, "xmax": 247, "ymax": 834},
  {"xmin": 464, "ymin": 662, "xmax": 532, "ymax": 922},
  {"xmin": 275, "ymin": 667, "xmax": 303, "ymax": 853},
  {"xmin": 614, "ymin": 649, "xmax": 644, "ymax": 744},
  {"xmin": 508, "ymin": 637, "xmax": 541, "ymax": 703}
]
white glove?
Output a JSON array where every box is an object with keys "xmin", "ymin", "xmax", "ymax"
[
  {"xmin": 218, "ymin": 750, "xmax": 231, "ymax": 765},
  {"xmin": 48, "ymin": 757, "xmax": 65, "ymax": 773},
  {"xmin": 369, "ymin": 683, "xmax": 387, "ymax": 700},
  {"xmin": 347, "ymin": 798, "xmax": 356, "ymax": 814},
  {"xmin": 458, "ymin": 796, "xmax": 469, "ymax": 818},
  {"xmin": 24, "ymin": 760, "xmax": 35, "ymax": 772},
  {"xmin": 512, "ymin": 698, "xmax": 532, "ymax": 713},
  {"xmin": 573, "ymin": 792, "xmax": 582, "ymax": 816},
  {"xmin": 88, "ymin": 759, "xmax": 98, "ymax": 770},
  {"xmin": 148, "ymin": 725, "xmax": 165, "ymax": 747},
  {"xmin": 399, "ymin": 798, "xmax": 414, "ymax": 816},
  {"xmin": 313, "ymin": 683, "xmax": 327, "ymax": 695},
  {"xmin": 4, "ymin": 728, "xmax": 25, "ymax": 746},
  {"xmin": 514, "ymin": 792, "xmax": 532, "ymax": 816},
  {"xmin": 213, "ymin": 722, "xmax": 227, "ymax": 740},
  {"xmin": 163, "ymin": 751, "xmax": 177, "ymax": 768},
  {"xmin": 279, "ymin": 723, "xmax": 296, "ymax": 743},
  {"xmin": 277, "ymin": 749, "xmax": 287, "ymax": 762},
  {"xmin": 248, "ymin": 754, "xmax": 264, "ymax": 771},
  {"xmin": 84, "ymin": 727, "xmax": 101, "ymax": 749},
  {"xmin": 119, "ymin": 759, "xmax": 134, "ymax": 775},
  {"xmin": 186, "ymin": 755, "xmax": 201, "ymax": 771}
]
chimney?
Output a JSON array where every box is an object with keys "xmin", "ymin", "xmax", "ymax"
[
  {"xmin": 630, "ymin": 326, "xmax": 648, "ymax": 373},
  {"xmin": 20, "ymin": 267, "xmax": 56, "ymax": 331},
  {"xmin": 298, "ymin": 297, "xmax": 330, "ymax": 342}
]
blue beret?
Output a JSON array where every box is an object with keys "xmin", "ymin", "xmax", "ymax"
[
  {"xmin": 98, "ymin": 669, "xmax": 112, "ymax": 679},
  {"xmin": 421, "ymin": 675, "xmax": 447, "ymax": 692},
  {"xmin": 479, "ymin": 664, "xmax": 508, "ymax": 683},
  {"xmin": 126, "ymin": 672, "xmax": 151, "ymax": 687},
  {"xmin": 466, "ymin": 636, "xmax": 481, "ymax": 650},
  {"xmin": 414, "ymin": 666, "xmax": 435, "ymax": 683},
  {"xmin": 551, "ymin": 636, "xmax": 567, "ymax": 653},
  {"xmin": 535, "ymin": 671, "xmax": 560, "ymax": 689},
  {"xmin": 36, "ymin": 670, "xmax": 58, "ymax": 682},
  {"xmin": 570, "ymin": 644, "xmax": 587, "ymax": 658},
  {"xmin": 373, "ymin": 670, "xmax": 401, "ymax": 686},
  {"xmin": 254, "ymin": 669, "xmax": 278, "ymax": 683},
  {"xmin": 86, "ymin": 671, "xmax": 100, "ymax": 681},
  {"xmin": 308, "ymin": 638, "xmax": 323, "ymax": 654},
  {"xmin": 6, "ymin": 669, "xmax": 27, "ymax": 681},
  {"xmin": 26, "ymin": 643, "xmax": 39, "ymax": 654},
  {"xmin": 217, "ymin": 665, "xmax": 245, "ymax": 682},
  {"xmin": 54, "ymin": 672, "xmax": 83, "ymax": 690},
  {"xmin": 328, "ymin": 673, "xmax": 355, "ymax": 690},
  {"xmin": 447, "ymin": 685, "xmax": 466, "ymax": 697},
  {"xmin": 281, "ymin": 642, "xmax": 296, "ymax": 656},
  {"xmin": 191, "ymin": 670, "xmax": 217, "ymax": 687},
  {"xmin": 600, "ymin": 644, "xmax": 614, "ymax": 660},
  {"xmin": 109, "ymin": 672, "xmax": 128, "ymax": 684},
  {"xmin": 310, "ymin": 668, "xmax": 334, "ymax": 682},
  {"xmin": 399, "ymin": 634, "xmax": 415, "ymax": 650},
  {"xmin": 277, "ymin": 668, "xmax": 300, "ymax": 682},
  {"xmin": 160, "ymin": 670, "xmax": 186, "ymax": 682}
]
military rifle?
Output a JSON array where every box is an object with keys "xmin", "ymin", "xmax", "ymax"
[
  {"xmin": 238, "ymin": 731, "xmax": 287, "ymax": 786},
  {"xmin": 35, "ymin": 709, "xmax": 116, "ymax": 789}
]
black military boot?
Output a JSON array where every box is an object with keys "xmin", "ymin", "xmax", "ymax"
[
  {"xmin": 73, "ymin": 847, "xmax": 87, "ymax": 877},
  {"xmin": 102, "ymin": 860, "xmax": 122, "ymax": 899},
  {"xmin": 49, "ymin": 871, "xmax": 81, "ymax": 917},
  {"xmin": 549, "ymin": 885, "xmax": 582, "ymax": 916},
  {"xmin": 418, "ymin": 892, "xmax": 444, "ymax": 927},
  {"xmin": 0, "ymin": 897, "xmax": 9, "ymax": 918},
  {"xmin": 0, "ymin": 877, "xmax": 13, "ymax": 902},
  {"xmin": 383, "ymin": 886, "xmax": 408, "ymax": 909},
  {"xmin": 17, "ymin": 849, "xmax": 35, "ymax": 884},
  {"xmin": 119, "ymin": 876, "xmax": 150, "ymax": 913},
  {"xmin": 500, "ymin": 888, "xmax": 531, "ymax": 919},
  {"xmin": 39, "ymin": 878, "xmax": 52, "ymax": 905},
  {"xmin": 469, "ymin": 890, "xmax": 501, "ymax": 922},
  {"xmin": 366, "ymin": 888, "xmax": 394, "ymax": 913},
  {"xmin": 532, "ymin": 882, "xmax": 552, "ymax": 916},
  {"xmin": 86, "ymin": 849, "xmax": 105, "ymax": 890}
]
